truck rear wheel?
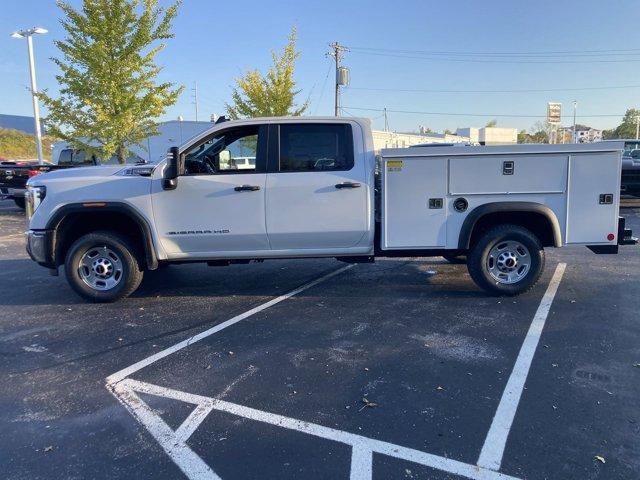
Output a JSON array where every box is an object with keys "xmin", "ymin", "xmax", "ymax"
[
  {"xmin": 13, "ymin": 197, "xmax": 25, "ymax": 209},
  {"xmin": 64, "ymin": 231, "xmax": 144, "ymax": 303},
  {"xmin": 467, "ymin": 224, "xmax": 544, "ymax": 296}
]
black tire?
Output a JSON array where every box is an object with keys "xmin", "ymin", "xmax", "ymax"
[
  {"xmin": 442, "ymin": 253, "xmax": 467, "ymax": 264},
  {"xmin": 64, "ymin": 231, "xmax": 144, "ymax": 303},
  {"xmin": 13, "ymin": 197, "xmax": 26, "ymax": 209},
  {"xmin": 467, "ymin": 224, "xmax": 545, "ymax": 296}
]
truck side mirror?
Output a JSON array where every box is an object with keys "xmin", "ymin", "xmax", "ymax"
[{"xmin": 163, "ymin": 146, "xmax": 180, "ymax": 190}]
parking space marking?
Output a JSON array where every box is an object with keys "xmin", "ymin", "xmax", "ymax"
[
  {"xmin": 106, "ymin": 264, "xmax": 354, "ymax": 385},
  {"xmin": 115, "ymin": 378, "xmax": 521, "ymax": 480},
  {"xmin": 478, "ymin": 263, "xmax": 567, "ymax": 471},
  {"xmin": 107, "ymin": 262, "xmax": 567, "ymax": 480}
]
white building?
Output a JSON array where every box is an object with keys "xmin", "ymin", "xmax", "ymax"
[
  {"xmin": 372, "ymin": 130, "xmax": 469, "ymax": 150},
  {"xmin": 51, "ymin": 120, "xmax": 216, "ymax": 164},
  {"xmin": 456, "ymin": 127, "xmax": 518, "ymax": 145},
  {"xmin": 558, "ymin": 125, "xmax": 603, "ymax": 143}
]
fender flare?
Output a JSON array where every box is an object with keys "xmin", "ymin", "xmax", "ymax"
[
  {"xmin": 46, "ymin": 202, "xmax": 159, "ymax": 270},
  {"xmin": 458, "ymin": 201, "xmax": 562, "ymax": 249}
]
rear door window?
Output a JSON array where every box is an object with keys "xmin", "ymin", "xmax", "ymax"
[{"xmin": 278, "ymin": 124, "xmax": 354, "ymax": 172}]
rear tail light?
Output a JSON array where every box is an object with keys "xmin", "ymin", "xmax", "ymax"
[{"xmin": 27, "ymin": 170, "xmax": 41, "ymax": 178}]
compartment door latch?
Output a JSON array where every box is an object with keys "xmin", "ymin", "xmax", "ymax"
[
  {"xmin": 599, "ymin": 193, "xmax": 614, "ymax": 204},
  {"xmin": 428, "ymin": 198, "xmax": 444, "ymax": 209},
  {"xmin": 502, "ymin": 161, "xmax": 515, "ymax": 175}
]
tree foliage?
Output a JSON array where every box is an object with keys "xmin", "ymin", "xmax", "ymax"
[
  {"xmin": 226, "ymin": 28, "xmax": 308, "ymax": 119},
  {"xmin": 485, "ymin": 119, "xmax": 497, "ymax": 128},
  {"xmin": 602, "ymin": 108, "xmax": 640, "ymax": 139},
  {"xmin": 40, "ymin": 0, "xmax": 183, "ymax": 163}
]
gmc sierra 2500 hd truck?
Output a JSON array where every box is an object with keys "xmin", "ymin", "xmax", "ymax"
[{"xmin": 25, "ymin": 117, "xmax": 636, "ymax": 302}]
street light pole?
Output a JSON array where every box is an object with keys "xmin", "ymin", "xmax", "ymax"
[
  {"xmin": 11, "ymin": 27, "xmax": 47, "ymax": 164},
  {"xmin": 572, "ymin": 100, "xmax": 577, "ymax": 144}
]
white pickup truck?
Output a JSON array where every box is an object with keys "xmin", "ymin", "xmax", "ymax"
[{"xmin": 25, "ymin": 117, "xmax": 636, "ymax": 302}]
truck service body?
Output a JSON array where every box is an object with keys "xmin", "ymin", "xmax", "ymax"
[{"xmin": 24, "ymin": 117, "xmax": 636, "ymax": 302}]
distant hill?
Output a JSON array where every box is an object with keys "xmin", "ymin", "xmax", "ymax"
[{"xmin": 0, "ymin": 128, "xmax": 55, "ymax": 161}]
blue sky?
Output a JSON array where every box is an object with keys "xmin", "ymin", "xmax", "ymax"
[{"xmin": 2, "ymin": 0, "xmax": 639, "ymax": 133}]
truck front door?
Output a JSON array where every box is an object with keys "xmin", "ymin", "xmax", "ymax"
[
  {"xmin": 152, "ymin": 124, "xmax": 269, "ymax": 256},
  {"xmin": 265, "ymin": 122, "xmax": 369, "ymax": 250}
]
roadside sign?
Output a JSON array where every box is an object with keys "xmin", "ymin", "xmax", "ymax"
[{"xmin": 547, "ymin": 102, "xmax": 562, "ymax": 125}]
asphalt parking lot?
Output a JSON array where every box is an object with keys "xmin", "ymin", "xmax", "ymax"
[{"xmin": 1, "ymin": 198, "xmax": 639, "ymax": 480}]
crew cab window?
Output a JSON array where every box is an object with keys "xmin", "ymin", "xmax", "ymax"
[
  {"xmin": 279, "ymin": 123, "xmax": 354, "ymax": 172},
  {"xmin": 58, "ymin": 149, "xmax": 94, "ymax": 166},
  {"xmin": 183, "ymin": 125, "xmax": 263, "ymax": 175}
]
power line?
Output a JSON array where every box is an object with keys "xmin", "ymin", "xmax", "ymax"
[
  {"xmin": 313, "ymin": 59, "xmax": 333, "ymax": 115},
  {"xmin": 348, "ymin": 46, "xmax": 640, "ymax": 57},
  {"xmin": 342, "ymin": 106, "xmax": 625, "ymax": 118},
  {"xmin": 348, "ymin": 50, "xmax": 640, "ymax": 64},
  {"xmin": 345, "ymin": 84, "xmax": 640, "ymax": 94}
]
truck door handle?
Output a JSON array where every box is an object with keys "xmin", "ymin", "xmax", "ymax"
[
  {"xmin": 335, "ymin": 182, "xmax": 361, "ymax": 189},
  {"xmin": 234, "ymin": 185, "xmax": 261, "ymax": 192}
]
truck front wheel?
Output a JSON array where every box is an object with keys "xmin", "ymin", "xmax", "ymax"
[
  {"xmin": 64, "ymin": 231, "xmax": 144, "ymax": 303},
  {"xmin": 467, "ymin": 224, "xmax": 545, "ymax": 296},
  {"xmin": 13, "ymin": 197, "xmax": 26, "ymax": 209}
]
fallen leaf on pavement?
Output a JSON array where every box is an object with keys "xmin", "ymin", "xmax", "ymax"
[{"xmin": 359, "ymin": 398, "xmax": 379, "ymax": 411}]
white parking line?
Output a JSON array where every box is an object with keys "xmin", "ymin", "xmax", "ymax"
[
  {"xmin": 106, "ymin": 264, "xmax": 354, "ymax": 385},
  {"xmin": 115, "ymin": 378, "xmax": 521, "ymax": 480},
  {"xmin": 107, "ymin": 262, "xmax": 566, "ymax": 480},
  {"xmin": 477, "ymin": 263, "xmax": 567, "ymax": 470}
]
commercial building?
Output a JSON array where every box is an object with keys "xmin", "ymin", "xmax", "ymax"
[
  {"xmin": 0, "ymin": 114, "xmax": 45, "ymax": 135},
  {"xmin": 372, "ymin": 130, "xmax": 469, "ymax": 150},
  {"xmin": 557, "ymin": 125, "xmax": 603, "ymax": 143},
  {"xmin": 456, "ymin": 127, "xmax": 518, "ymax": 145}
]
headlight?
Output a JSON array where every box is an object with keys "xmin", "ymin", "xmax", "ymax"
[{"xmin": 26, "ymin": 185, "xmax": 46, "ymax": 220}]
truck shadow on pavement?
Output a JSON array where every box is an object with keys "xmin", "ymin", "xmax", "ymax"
[{"xmin": 0, "ymin": 259, "xmax": 486, "ymax": 306}]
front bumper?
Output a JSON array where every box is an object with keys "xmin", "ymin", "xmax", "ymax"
[
  {"xmin": 26, "ymin": 229, "xmax": 56, "ymax": 269},
  {"xmin": 0, "ymin": 187, "xmax": 26, "ymax": 200}
]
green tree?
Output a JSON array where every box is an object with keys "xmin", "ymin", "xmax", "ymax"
[
  {"xmin": 485, "ymin": 119, "xmax": 497, "ymax": 128},
  {"xmin": 517, "ymin": 129, "xmax": 531, "ymax": 144},
  {"xmin": 226, "ymin": 27, "xmax": 308, "ymax": 119},
  {"xmin": 605, "ymin": 108, "xmax": 640, "ymax": 139},
  {"xmin": 40, "ymin": 0, "xmax": 183, "ymax": 163}
]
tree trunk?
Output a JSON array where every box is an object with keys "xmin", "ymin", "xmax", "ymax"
[{"xmin": 117, "ymin": 145, "xmax": 126, "ymax": 164}]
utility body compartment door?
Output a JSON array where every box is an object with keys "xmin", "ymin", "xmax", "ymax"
[
  {"xmin": 381, "ymin": 156, "xmax": 448, "ymax": 248},
  {"xmin": 566, "ymin": 152, "xmax": 621, "ymax": 244},
  {"xmin": 265, "ymin": 122, "xmax": 369, "ymax": 250}
]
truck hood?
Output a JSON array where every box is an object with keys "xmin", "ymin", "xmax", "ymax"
[{"xmin": 27, "ymin": 165, "xmax": 126, "ymax": 185}]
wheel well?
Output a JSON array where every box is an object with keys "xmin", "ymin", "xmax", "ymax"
[
  {"xmin": 54, "ymin": 211, "xmax": 147, "ymax": 268},
  {"xmin": 468, "ymin": 211, "xmax": 557, "ymax": 248}
]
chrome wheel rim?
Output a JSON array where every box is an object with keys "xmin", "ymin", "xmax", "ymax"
[
  {"xmin": 78, "ymin": 246, "xmax": 123, "ymax": 291},
  {"xmin": 487, "ymin": 240, "xmax": 531, "ymax": 284}
]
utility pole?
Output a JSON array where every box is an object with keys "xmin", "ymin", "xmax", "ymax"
[
  {"xmin": 327, "ymin": 42, "xmax": 348, "ymax": 116},
  {"xmin": 11, "ymin": 27, "xmax": 47, "ymax": 164},
  {"xmin": 636, "ymin": 113, "xmax": 639, "ymax": 140},
  {"xmin": 572, "ymin": 100, "xmax": 577, "ymax": 143},
  {"xmin": 192, "ymin": 82, "xmax": 199, "ymax": 121},
  {"xmin": 384, "ymin": 107, "xmax": 389, "ymax": 132}
]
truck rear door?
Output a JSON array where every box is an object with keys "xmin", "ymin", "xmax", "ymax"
[{"xmin": 265, "ymin": 122, "xmax": 369, "ymax": 250}]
